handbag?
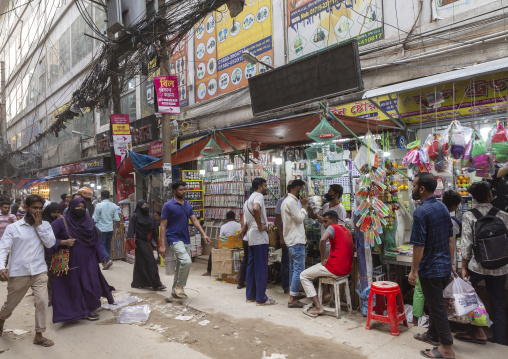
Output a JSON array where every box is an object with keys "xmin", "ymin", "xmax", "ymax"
[{"xmin": 50, "ymin": 217, "xmax": 71, "ymax": 276}]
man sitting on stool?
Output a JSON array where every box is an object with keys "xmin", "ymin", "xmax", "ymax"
[{"xmin": 300, "ymin": 210, "xmax": 353, "ymax": 317}]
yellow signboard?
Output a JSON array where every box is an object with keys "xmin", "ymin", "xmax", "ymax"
[
  {"xmin": 332, "ymin": 95, "xmax": 396, "ymax": 121},
  {"xmin": 111, "ymin": 124, "xmax": 131, "ymax": 135}
]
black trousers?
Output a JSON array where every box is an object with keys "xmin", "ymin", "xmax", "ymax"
[
  {"xmin": 470, "ymin": 271, "xmax": 507, "ymax": 345},
  {"xmin": 238, "ymin": 240, "xmax": 249, "ymax": 286},
  {"xmin": 419, "ymin": 275, "xmax": 453, "ymax": 346}
]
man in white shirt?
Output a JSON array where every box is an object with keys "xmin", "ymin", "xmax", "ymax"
[
  {"xmin": 203, "ymin": 211, "xmax": 242, "ymax": 279},
  {"xmin": 0, "ymin": 195, "xmax": 56, "ymax": 347},
  {"xmin": 309, "ymin": 184, "xmax": 347, "ymax": 235},
  {"xmin": 239, "ymin": 178, "xmax": 276, "ymax": 306},
  {"xmin": 281, "ymin": 179, "xmax": 308, "ymax": 308}
]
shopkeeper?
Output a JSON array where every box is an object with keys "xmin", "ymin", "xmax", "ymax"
[{"xmin": 308, "ymin": 184, "xmax": 346, "ymax": 234}]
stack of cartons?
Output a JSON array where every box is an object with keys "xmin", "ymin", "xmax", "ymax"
[{"xmin": 211, "ymin": 249, "xmax": 241, "ymax": 275}]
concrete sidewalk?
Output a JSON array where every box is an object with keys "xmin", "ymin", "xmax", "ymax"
[{"xmin": 0, "ymin": 259, "xmax": 503, "ymax": 358}]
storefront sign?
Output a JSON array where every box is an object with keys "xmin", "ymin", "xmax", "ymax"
[
  {"xmin": 96, "ymin": 131, "xmax": 111, "ymax": 153},
  {"xmin": 332, "ymin": 96, "xmax": 396, "ymax": 121},
  {"xmin": 170, "ymin": 36, "xmax": 189, "ymax": 107},
  {"xmin": 111, "ymin": 114, "xmax": 132, "ymax": 167},
  {"xmin": 84, "ymin": 159, "xmax": 104, "ymax": 171},
  {"xmin": 286, "ymin": 0, "xmax": 383, "ymax": 62},
  {"xmin": 149, "ymin": 140, "xmax": 163, "ymax": 157},
  {"xmin": 194, "ymin": 2, "xmax": 274, "ymax": 102},
  {"xmin": 48, "ymin": 167, "xmax": 62, "ymax": 177},
  {"xmin": 180, "ymin": 136, "xmax": 202, "ymax": 149},
  {"xmin": 154, "ymin": 76, "xmax": 180, "ymax": 114},
  {"xmin": 62, "ymin": 162, "xmax": 85, "ymax": 174}
]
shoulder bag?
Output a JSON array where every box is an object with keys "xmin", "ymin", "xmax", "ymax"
[{"xmin": 50, "ymin": 217, "xmax": 71, "ymax": 276}]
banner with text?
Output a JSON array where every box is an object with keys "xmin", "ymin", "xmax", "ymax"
[
  {"xmin": 287, "ymin": 0, "xmax": 383, "ymax": 62},
  {"xmin": 111, "ymin": 114, "xmax": 132, "ymax": 168},
  {"xmin": 170, "ymin": 36, "xmax": 189, "ymax": 107},
  {"xmin": 154, "ymin": 76, "xmax": 180, "ymax": 114},
  {"xmin": 194, "ymin": 0, "xmax": 274, "ymax": 102}
]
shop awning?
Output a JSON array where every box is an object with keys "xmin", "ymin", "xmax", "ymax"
[
  {"xmin": 21, "ymin": 178, "xmax": 47, "ymax": 189},
  {"xmin": 141, "ymin": 112, "xmax": 398, "ymax": 169},
  {"xmin": 0, "ymin": 178, "xmax": 18, "ymax": 185},
  {"xmin": 362, "ymin": 57, "xmax": 508, "ymax": 99},
  {"xmin": 116, "ymin": 151, "xmax": 163, "ymax": 177},
  {"xmin": 15, "ymin": 178, "xmax": 38, "ymax": 189}
]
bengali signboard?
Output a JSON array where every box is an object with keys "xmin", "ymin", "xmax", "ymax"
[
  {"xmin": 286, "ymin": 0, "xmax": 383, "ymax": 62},
  {"xmin": 170, "ymin": 36, "xmax": 189, "ymax": 107},
  {"xmin": 111, "ymin": 114, "xmax": 132, "ymax": 167},
  {"xmin": 154, "ymin": 76, "xmax": 180, "ymax": 114},
  {"xmin": 149, "ymin": 140, "xmax": 163, "ymax": 157},
  {"xmin": 194, "ymin": 0, "xmax": 274, "ymax": 102}
]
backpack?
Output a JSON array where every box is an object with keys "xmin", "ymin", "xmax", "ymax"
[{"xmin": 471, "ymin": 207, "xmax": 508, "ymax": 269}]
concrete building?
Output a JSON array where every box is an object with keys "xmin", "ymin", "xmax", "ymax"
[{"xmin": 1, "ymin": 0, "xmax": 507, "ymax": 180}]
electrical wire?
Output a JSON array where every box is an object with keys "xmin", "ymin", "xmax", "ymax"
[{"xmin": 0, "ymin": 0, "xmax": 35, "ymax": 16}]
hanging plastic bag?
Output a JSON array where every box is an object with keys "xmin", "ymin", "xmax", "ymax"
[
  {"xmin": 354, "ymin": 131, "xmax": 379, "ymax": 170},
  {"xmin": 402, "ymin": 148, "xmax": 420, "ymax": 169},
  {"xmin": 490, "ymin": 122, "xmax": 508, "ymax": 163},
  {"xmin": 471, "ymin": 135, "xmax": 491, "ymax": 177},
  {"xmin": 441, "ymin": 124, "xmax": 452, "ymax": 156},
  {"xmin": 461, "ymin": 134, "xmax": 474, "ymax": 168},
  {"xmin": 443, "ymin": 277, "xmax": 478, "ymax": 317},
  {"xmin": 450, "ymin": 121, "xmax": 467, "ymax": 159},
  {"xmin": 427, "ymin": 135, "xmax": 440, "ymax": 161}
]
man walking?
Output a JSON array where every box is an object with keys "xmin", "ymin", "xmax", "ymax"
[
  {"xmin": 281, "ymin": 179, "xmax": 308, "ymax": 308},
  {"xmin": 93, "ymin": 190, "xmax": 119, "ymax": 270},
  {"xmin": 0, "ymin": 201, "xmax": 16, "ymax": 239},
  {"xmin": 160, "ymin": 180, "xmax": 210, "ymax": 301},
  {"xmin": 239, "ymin": 178, "xmax": 276, "ymax": 306},
  {"xmin": 0, "ymin": 195, "xmax": 56, "ymax": 347},
  {"xmin": 408, "ymin": 172, "xmax": 455, "ymax": 359}
]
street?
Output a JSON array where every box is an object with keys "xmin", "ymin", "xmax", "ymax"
[{"xmin": 0, "ymin": 260, "xmax": 504, "ymax": 359}]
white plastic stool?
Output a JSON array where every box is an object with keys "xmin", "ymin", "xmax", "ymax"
[{"xmin": 317, "ymin": 275, "xmax": 352, "ymax": 319}]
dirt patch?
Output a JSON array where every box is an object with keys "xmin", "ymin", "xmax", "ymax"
[{"xmin": 100, "ymin": 292, "xmax": 366, "ymax": 359}]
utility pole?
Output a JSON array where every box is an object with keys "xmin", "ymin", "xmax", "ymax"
[
  {"xmin": 159, "ymin": 49, "xmax": 172, "ymax": 202},
  {"xmin": 0, "ymin": 61, "xmax": 6, "ymax": 178}
]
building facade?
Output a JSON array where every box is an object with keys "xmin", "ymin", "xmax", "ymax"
[{"xmin": 1, "ymin": 0, "xmax": 507, "ymax": 177}]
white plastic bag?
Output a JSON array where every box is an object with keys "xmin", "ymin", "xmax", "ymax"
[
  {"xmin": 117, "ymin": 304, "xmax": 151, "ymax": 323},
  {"xmin": 354, "ymin": 131, "xmax": 379, "ymax": 170},
  {"xmin": 443, "ymin": 277, "xmax": 478, "ymax": 317}
]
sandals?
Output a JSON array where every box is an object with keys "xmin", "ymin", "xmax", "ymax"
[
  {"xmin": 256, "ymin": 298, "xmax": 277, "ymax": 306},
  {"xmin": 246, "ymin": 299, "xmax": 255, "ymax": 303},
  {"xmin": 172, "ymin": 289, "xmax": 188, "ymax": 299},
  {"xmin": 152, "ymin": 285, "xmax": 167, "ymax": 292},
  {"xmin": 414, "ymin": 333, "xmax": 440, "ymax": 346},
  {"xmin": 420, "ymin": 347, "xmax": 454, "ymax": 359},
  {"xmin": 454, "ymin": 333, "xmax": 487, "ymax": 345},
  {"xmin": 303, "ymin": 306, "xmax": 320, "ymax": 318},
  {"xmin": 86, "ymin": 312, "xmax": 100, "ymax": 321},
  {"xmin": 33, "ymin": 338, "xmax": 54, "ymax": 347},
  {"xmin": 288, "ymin": 301, "xmax": 306, "ymax": 308}
]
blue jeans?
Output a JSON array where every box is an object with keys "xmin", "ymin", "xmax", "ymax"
[
  {"xmin": 281, "ymin": 247, "xmax": 289, "ymax": 291},
  {"xmin": 288, "ymin": 244, "xmax": 305, "ymax": 297},
  {"xmin": 101, "ymin": 231, "xmax": 114, "ymax": 262}
]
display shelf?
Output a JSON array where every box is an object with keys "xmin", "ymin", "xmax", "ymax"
[{"xmin": 182, "ymin": 170, "xmax": 204, "ymax": 220}]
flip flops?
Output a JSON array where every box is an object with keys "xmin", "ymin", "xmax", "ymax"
[
  {"xmin": 287, "ymin": 301, "xmax": 306, "ymax": 308},
  {"xmin": 256, "ymin": 298, "xmax": 277, "ymax": 306},
  {"xmin": 420, "ymin": 347, "xmax": 454, "ymax": 359},
  {"xmin": 454, "ymin": 333, "xmax": 487, "ymax": 345},
  {"xmin": 33, "ymin": 338, "xmax": 54, "ymax": 347},
  {"xmin": 172, "ymin": 289, "xmax": 188, "ymax": 299},
  {"xmin": 303, "ymin": 306, "xmax": 318, "ymax": 318},
  {"xmin": 414, "ymin": 333, "xmax": 440, "ymax": 346}
]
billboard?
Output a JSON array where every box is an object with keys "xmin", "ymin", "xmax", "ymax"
[
  {"xmin": 170, "ymin": 36, "xmax": 189, "ymax": 107},
  {"xmin": 286, "ymin": 0, "xmax": 383, "ymax": 62},
  {"xmin": 111, "ymin": 114, "xmax": 132, "ymax": 167},
  {"xmin": 154, "ymin": 76, "xmax": 180, "ymax": 114},
  {"xmin": 194, "ymin": 0, "xmax": 273, "ymax": 102}
]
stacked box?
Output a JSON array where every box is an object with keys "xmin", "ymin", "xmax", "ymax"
[{"xmin": 211, "ymin": 249, "xmax": 241, "ymax": 275}]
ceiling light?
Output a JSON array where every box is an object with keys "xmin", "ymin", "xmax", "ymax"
[
  {"xmin": 90, "ymin": 183, "xmax": 95, "ymax": 187},
  {"xmin": 212, "ymin": 166, "xmax": 219, "ymax": 172},
  {"xmin": 227, "ymin": 164, "xmax": 234, "ymax": 170},
  {"xmin": 383, "ymin": 151, "xmax": 391, "ymax": 157},
  {"xmin": 199, "ymin": 169, "xmax": 206, "ymax": 175},
  {"xmin": 273, "ymin": 157, "xmax": 283, "ymax": 165}
]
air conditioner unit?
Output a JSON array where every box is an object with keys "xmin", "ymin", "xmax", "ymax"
[{"xmin": 107, "ymin": 0, "xmax": 124, "ymax": 33}]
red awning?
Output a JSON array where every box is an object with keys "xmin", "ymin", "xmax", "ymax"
[
  {"xmin": 15, "ymin": 178, "xmax": 38, "ymax": 189},
  {"xmin": 0, "ymin": 178, "xmax": 18, "ymax": 185},
  {"xmin": 142, "ymin": 113, "xmax": 398, "ymax": 169}
]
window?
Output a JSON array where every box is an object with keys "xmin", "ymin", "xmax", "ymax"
[
  {"xmin": 140, "ymin": 75, "xmax": 155, "ymax": 118},
  {"xmin": 73, "ymin": 110, "xmax": 94, "ymax": 138},
  {"xmin": 100, "ymin": 106, "xmax": 111, "ymax": 127},
  {"xmin": 47, "ymin": 45, "xmax": 59, "ymax": 88},
  {"xmin": 94, "ymin": 5, "xmax": 107, "ymax": 48},
  {"xmin": 120, "ymin": 92, "xmax": 137, "ymax": 122},
  {"xmin": 58, "ymin": 28, "xmax": 70, "ymax": 77},
  {"xmin": 38, "ymin": 57, "xmax": 46, "ymax": 95},
  {"xmin": 71, "ymin": 6, "xmax": 92, "ymax": 66}
]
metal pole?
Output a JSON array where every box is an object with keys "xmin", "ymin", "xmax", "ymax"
[{"xmin": 0, "ymin": 61, "xmax": 6, "ymax": 178}]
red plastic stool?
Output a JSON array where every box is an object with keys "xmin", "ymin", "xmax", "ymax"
[{"xmin": 365, "ymin": 281, "xmax": 408, "ymax": 336}]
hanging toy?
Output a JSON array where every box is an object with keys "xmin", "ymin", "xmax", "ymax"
[
  {"xmin": 450, "ymin": 120, "xmax": 466, "ymax": 159},
  {"xmin": 490, "ymin": 122, "xmax": 508, "ymax": 163}
]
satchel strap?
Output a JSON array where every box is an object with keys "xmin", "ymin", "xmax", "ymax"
[{"xmin": 61, "ymin": 217, "xmax": 72, "ymax": 239}]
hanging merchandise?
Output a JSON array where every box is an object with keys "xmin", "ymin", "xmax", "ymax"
[
  {"xmin": 354, "ymin": 165, "xmax": 390, "ymax": 248},
  {"xmin": 471, "ymin": 132, "xmax": 491, "ymax": 177},
  {"xmin": 402, "ymin": 144, "xmax": 421, "ymax": 170},
  {"xmin": 426, "ymin": 134, "xmax": 440, "ymax": 161},
  {"xmin": 305, "ymin": 117, "xmax": 347, "ymax": 179},
  {"xmin": 354, "ymin": 131, "xmax": 379, "ymax": 170},
  {"xmin": 461, "ymin": 134, "xmax": 474, "ymax": 168},
  {"xmin": 449, "ymin": 121, "xmax": 467, "ymax": 159},
  {"xmin": 489, "ymin": 122, "xmax": 508, "ymax": 163}
]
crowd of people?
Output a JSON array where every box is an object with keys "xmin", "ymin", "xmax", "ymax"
[{"xmin": 0, "ymin": 166, "xmax": 506, "ymax": 354}]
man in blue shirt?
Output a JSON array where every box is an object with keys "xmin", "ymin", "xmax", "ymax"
[
  {"xmin": 409, "ymin": 172, "xmax": 455, "ymax": 359},
  {"xmin": 93, "ymin": 190, "xmax": 120, "ymax": 270},
  {"xmin": 160, "ymin": 180, "xmax": 210, "ymax": 301}
]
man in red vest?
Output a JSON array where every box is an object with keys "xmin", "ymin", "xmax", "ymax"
[{"xmin": 300, "ymin": 210, "xmax": 353, "ymax": 317}]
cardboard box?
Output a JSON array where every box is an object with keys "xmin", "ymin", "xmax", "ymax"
[
  {"xmin": 211, "ymin": 249, "xmax": 241, "ymax": 275},
  {"xmin": 212, "ymin": 248, "xmax": 234, "ymax": 261},
  {"xmin": 212, "ymin": 260, "xmax": 235, "ymax": 275},
  {"xmin": 218, "ymin": 235, "xmax": 243, "ymax": 249}
]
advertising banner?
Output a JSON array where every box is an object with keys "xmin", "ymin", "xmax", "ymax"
[
  {"xmin": 111, "ymin": 114, "xmax": 132, "ymax": 168},
  {"xmin": 149, "ymin": 140, "xmax": 163, "ymax": 157},
  {"xmin": 117, "ymin": 173, "xmax": 135, "ymax": 203},
  {"xmin": 286, "ymin": 0, "xmax": 383, "ymax": 62},
  {"xmin": 154, "ymin": 76, "xmax": 180, "ymax": 114},
  {"xmin": 170, "ymin": 36, "xmax": 189, "ymax": 107},
  {"xmin": 194, "ymin": 0, "xmax": 274, "ymax": 102}
]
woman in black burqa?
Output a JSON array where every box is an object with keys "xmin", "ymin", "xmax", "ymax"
[{"xmin": 127, "ymin": 200, "xmax": 166, "ymax": 291}]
